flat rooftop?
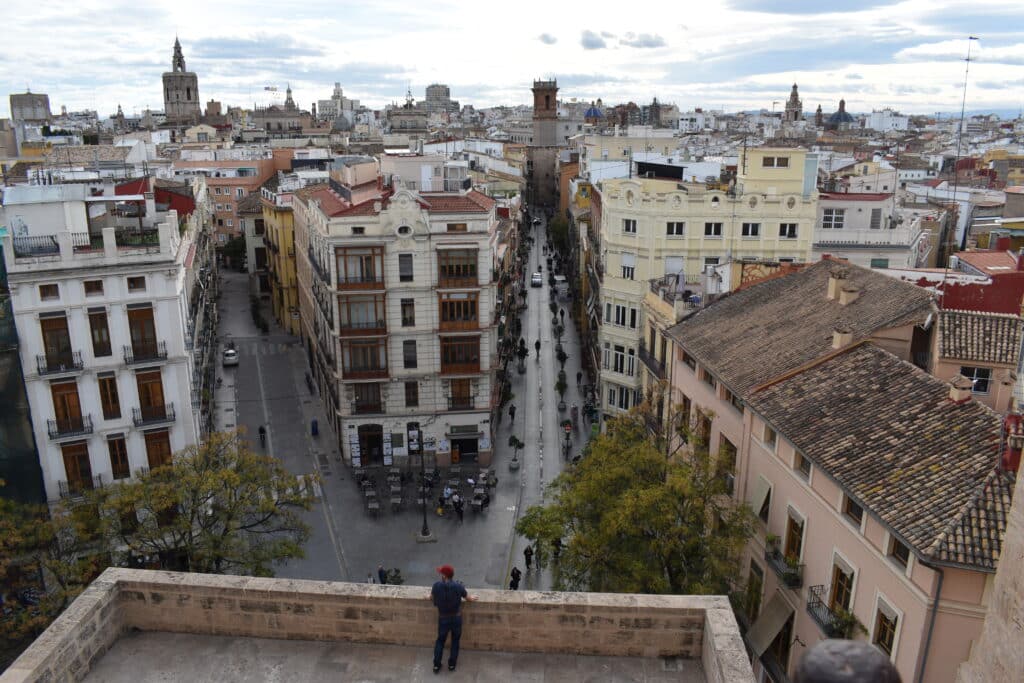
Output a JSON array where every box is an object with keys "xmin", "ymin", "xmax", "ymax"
[
  {"xmin": 4, "ymin": 569, "xmax": 753, "ymax": 683},
  {"xmin": 85, "ymin": 631, "xmax": 703, "ymax": 682}
]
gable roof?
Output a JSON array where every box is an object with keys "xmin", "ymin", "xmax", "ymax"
[
  {"xmin": 938, "ymin": 309, "xmax": 1023, "ymax": 365},
  {"xmin": 665, "ymin": 259, "xmax": 935, "ymax": 394},
  {"xmin": 235, "ymin": 192, "xmax": 263, "ymax": 215},
  {"xmin": 749, "ymin": 343, "xmax": 1010, "ymax": 571}
]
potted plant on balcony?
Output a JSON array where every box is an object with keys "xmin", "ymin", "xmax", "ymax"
[
  {"xmin": 556, "ymin": 371, "xmax": 568, "ymax": 411},
  {"xmin": 782, "ymin": 554, "xmax": 802, "ymax": 587},
  {"xmin": 765, "ymin": 533, "xmax": 781, "ymax": 553},
  {"xmin": 832, "ymin": 607, "xmax": 868, "ymax": 639}
]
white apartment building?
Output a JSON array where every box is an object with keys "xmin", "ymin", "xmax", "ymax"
[
  {"xmin": 596, "ymin": 147, "xmax": 818, "ymax": 422},
  {"xmin": 863, "ymin": 108, "xmax": 909, "ymax": 132},
  {"xmin": 811, "ymin": 192, "xmax": 930, "ymax": 270},
  {"xmin": 0, "ymin": 184, "xmax": 198, "ymax": 503},
  {"xmin": 294, "ymin": 184, "xmax": 499, "ymax": 468}
]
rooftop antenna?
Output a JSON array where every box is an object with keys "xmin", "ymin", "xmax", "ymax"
[{"xmin": 953, "ymin": 36, "xmax": 980, "ymax": 253}]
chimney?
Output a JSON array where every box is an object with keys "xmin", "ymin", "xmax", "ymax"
[
  {"xmin": 948, "ymin": 375, "xmax": 974, "ymax": 403},
  {"xmin": 832, "ymin": 325, "xmax": 853, "ymax": 349},
  {"xmin": 827, "ymin": 268, "xmax": 849, "ymax": 300},
  {"xmin": 839, "ymin": 286, "xmax": 861, "ymax": 306}
]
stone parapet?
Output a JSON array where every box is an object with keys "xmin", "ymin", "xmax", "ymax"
[{"xmin": 1, "ymin": 568, "xmax": 753, "ymax": 683}]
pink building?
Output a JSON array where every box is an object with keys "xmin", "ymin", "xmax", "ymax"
[{"xmin": 665, "ymin": 260, "xmax": 1016, "ymax": 683}]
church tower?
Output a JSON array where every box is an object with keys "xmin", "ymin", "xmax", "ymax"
[
  {"xmin": 531, "ymin": 79, "xmax": 558, "ymax": 146},
  {"xmin": 784, "ymin": 83, "xmax": 802, "ymax": 123},
  {"xmin": 162, "ymin": 37, "xmax": 201, "ymax": 126}
]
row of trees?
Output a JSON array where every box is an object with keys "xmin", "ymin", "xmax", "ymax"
[
  {"xmin": 515, "ymin": 390, "xmax": 755, "ymax": 596},
  {"xmin": 1, "ymin": 431, "xmax": 316, "ymax": 668}
]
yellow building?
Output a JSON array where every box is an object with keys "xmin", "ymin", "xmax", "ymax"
[
  {"xmin": 261, "ymin": 183, "xmax": 300, "ymax": 335},
  {"xmin": 595, "ymin": 146, "xmax": 818, "ymax": 421}
]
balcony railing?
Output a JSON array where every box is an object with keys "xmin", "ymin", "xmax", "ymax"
[
  {"xmin": 351, "ymin": 400, "xmax": 383, "ymax": 415},
  {"xmin": 638, "ymin": 343, "xmax": 666, "ymax": 380},
  {"xmin": 337, "ymin": 274, "xmax": 385, "ymax": 290},
  {"xmin": 438, "ymin": 274, "xmax": 479, "ymax": 289},
  {"xmin": 338, "ymin": 319, "xmax": 387, "ymax": 336},
  {"xmin": 48, "ymin": 414, "xmax": 94, "ymax": 439},
  {"xmin": 343, "ymin": 365, "xmax": 388, "ymax": 380},
  {"xmin": 114, "ymin": 230, "xmax": 160, "ymax": 248},
  {"xmin": 132, "ymin": 403, "xmax": 176, "ymax": 427},
  {"xmin": 806, "ymin": 585, "xmax": 848, "ymax": 638},
  {"xmin": 441, "ymin": 360, "xmax": 481, "ymax": 375},
  {"xmin": 58, "ymin": 474, "xmax": 103, "ymax": 499},
  {"xmin": 307, "ymin": 247, "xmax": 331, "ymax": 285},
  {"xmin": 37, "ymin": 351, "xmax": 84, "ymax": 375},
  {"xmin": 764, "ymin": 545, "xmax": 804, "ymax": 589},
  {"xmin": 448, "ymin": 397, "xmax": 475, "ymax": 411},
  {"xmin": 12, "ymin": 235, "xmax": 60, "ymax": 257},
  {"xmin": 123, "ymin": 341, "xmax": 168, "ymax": 365}
]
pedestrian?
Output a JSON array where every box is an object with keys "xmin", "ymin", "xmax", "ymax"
[
  {"xmin": 560, "ymin": 308, "xmax": 565, "ymax": 322},
  {"xmin": 378, "ymin": 565, "xmax": 388, "ymax": 585},
  {"xmin": 508, "ymin": 403, "xmax": 516, "ymax": 423},
  {"xmin": 509, "ymin": 566, "xmax": 522, "ymax": 590},
  {"xmin": 523, "ymin": 544, "xmax": 533, "ymax": 570},
  {"xmin": 455, "ymin": 498, "xmax": 464, "ymax": 522},
  {"xmin": 576, "ymin": 370, "xmax": 582, "ymax": 386},
  {"xmin": 429, "ymin": 564, "xmax": 478, "ymax": 674}
]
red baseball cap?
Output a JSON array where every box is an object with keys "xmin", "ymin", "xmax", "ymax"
[{"xmin": 436, "ymin": 564, "xmax": 454, "ymax": 578}]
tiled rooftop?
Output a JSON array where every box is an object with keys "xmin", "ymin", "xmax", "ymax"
[
  {"xmin": 955, "ymin": 250, "xmax": 1019, "ymax": 276},
  {"xmin": 749, "ymin": 343, "xmax": 1011, "ymax": 571},
  {"xmin": 666, "ymin": 259, "xmax": 935, "ymax": 394},
  {"xmin": 938, "ymin": 309, "xmax": 1023, "ymax": 365},
  {"xmin": 420, "ymin": 190, "xmax": 496, "ymax": 213}
]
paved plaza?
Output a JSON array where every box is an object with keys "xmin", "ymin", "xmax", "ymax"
[{"xmin": 212, "ymin": 217, "xmax": 592, "ymax": 591}]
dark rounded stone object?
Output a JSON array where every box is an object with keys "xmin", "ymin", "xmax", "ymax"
[{"xmin": 793, "ymin": 639, "xmax": 901, "ymax": 683}]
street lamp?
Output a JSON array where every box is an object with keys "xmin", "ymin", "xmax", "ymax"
[{"xmin": 415, "ymin": 428, "xmax": 434, "ymax": 542}]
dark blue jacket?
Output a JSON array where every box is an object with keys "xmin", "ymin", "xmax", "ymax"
[{"xmin": 431, "ymin": 580, "xmax": 468, "ymax": 617}]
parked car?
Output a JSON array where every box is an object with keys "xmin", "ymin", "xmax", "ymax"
[
  {"xmin": 531, "ymin": 272, "xmax": 543, "ymax": 287},
  {"xmin": 532, "ymin": 218, "xmax": 541, "ymax": 226},
  {"xmin": 222, "ymin": 348, "xmax": 239, "ymax": 367}
]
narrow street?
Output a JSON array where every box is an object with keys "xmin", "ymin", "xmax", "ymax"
[{"xmin": 212, "ymin": 217, "xmax": 591, "ymax": 589}]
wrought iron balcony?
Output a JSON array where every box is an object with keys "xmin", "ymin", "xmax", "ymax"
[
  {"xmin": 448, "ymin": 397, "xmax": 475, "ymax": 411},
  {"xmin": 114, "ymin": 229, "xmax": 159, "ymax": 248},
  {"xmin": 58, "ymin": 474, "xmax": 103, "ymax": 499},
  {"xmin": 337, "ymin": 274, "xmax": 385, "ymax": 290},
  {"xmin": 37, "ymin": 351, "xmax": 84, "ymax": 375},
  {"xmin": 806, "ymin": 585, "xmax": 849, "ymax": 638},
  {"xmin": 351, "ymin": 400, "xmax": 383, "ymax": 415},
  {"xmin": 441, "ymin": 360, "xmax": 481, "ymax": 375},
  {"xmin": 48, "ymin": 414, "xmax": 93, "ymax": 439},
  {"xmin": 343, "ymin": 364, "xmax": 388, "ymax": 380},
  {"xmin": 638, "ymin": 343, "xmax": 666, "ymax": 380},
  {"xmin": 438, "ymin": 274, "xmax": 479, "ymax": 289},
  {"xmin": 337, "ymin": 319, "xmax": 387, "ymax": 336},
  {"xmin": 123, "ymin": 341, "xmax": 168, "ymax": 365},
  {"xmin": 764, "ymin": 544, "xmax": 804, "ymax": 589},
  {"xmin": 307, "ymin": 247, "xmax": 331, "ymax": 285},
  {"xmin": 12, "ymin": 235, "xmax": 60, "ymax": 257},
  {"xmin": 132, "ymin": 402, "xmax": 176, "ymax": 427}
]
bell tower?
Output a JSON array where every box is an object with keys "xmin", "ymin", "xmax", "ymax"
[
  {"xmin": 162, "ymin": 37, "xmax": 201, "ymax": 126},
  {"xmin": 531, "ymin": 79, "xmax": 558, "ymax": 146}
]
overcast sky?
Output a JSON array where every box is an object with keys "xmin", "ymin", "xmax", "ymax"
[{"xmin": 2, "ymin": 0, "xmax": 1024, "ymax": 119}]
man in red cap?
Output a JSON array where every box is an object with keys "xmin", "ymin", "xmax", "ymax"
[{"xmin": 429, "ymin": 564, "xmax": 477, "ymax": 673}]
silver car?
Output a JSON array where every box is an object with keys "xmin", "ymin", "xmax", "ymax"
[{"xmin": 222, "ymin": 348, "xmax": 239, "ymax": 367}]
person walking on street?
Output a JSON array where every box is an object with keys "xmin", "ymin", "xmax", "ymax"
[
  {"xmin": 576, "ymin": 370, "xmax": 582, "ymax": 386},
  {"xmin": 378, "ymin": 565, "xmax": 388, "ymax": 585},
  {"xmin": 508, "ymin": 404, "xmax": 516, "ymax": 424},
  {"xmin": 429, "ymin": 564, "xmax": 477, "ymax": 673},
  {"xmin": 455, "ymin": 497, "xmax": 464, "ymax": 522},
  {"xmin": 560, "ymin": 308, "xmax": 565, "ymax": 322},
  {"xmin": 523, "ymin": 545, "xmax": 533, "ymax": 570},
  {"xmin": 509, "ymin": 566, "xmax": 522, "ymax": 590}
]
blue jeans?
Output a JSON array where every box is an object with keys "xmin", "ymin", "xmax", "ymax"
[{"xmin": 434, "ymin": 615, "xmax": 462, "ymax": 667}]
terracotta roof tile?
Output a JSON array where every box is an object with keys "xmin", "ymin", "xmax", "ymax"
[
  {"xmin": 955, "ymin": 251, "xmax": 1019, "ymax": 275},
  {"xmin": 749, "ymin": 344, "xmax": 1009, "ymax": 571},
  {"xmin": 666, "ymin": 260, "xmax": 935, "ymax": 394},
  {"xmin": 938, "ymin": 310, "xmax": 1023, "ymax": 365},
  {"xmin": 420, "ymin": 190, "xmax": 495, "ymax": 213}
]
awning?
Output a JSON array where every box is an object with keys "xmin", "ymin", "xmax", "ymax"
[
  {"xmin": 751, "ymin": 476, "xmax": 771, "ymax": 515},
  {"xmin": 746, "ymin": 593, "xmax": 795, "ymax": 656}
]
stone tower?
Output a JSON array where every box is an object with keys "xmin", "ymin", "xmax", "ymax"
[
  {"xmin": 162, "ymin": 37, "xmax": 201, "ymax": 126},
  {"xmin": 531, "ymin": 79, "xmax": 558, "ymax": 146},
  {"xmin": 815, "ymin": 104, "xmax": 823, "ymax": 127},
  {"xmin": 784, "ymin": 83, "xmax": 802, "ymax": 123}
]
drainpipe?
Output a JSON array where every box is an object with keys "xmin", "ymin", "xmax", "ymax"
[{"xmin": 915, "ymin": 560, "xmax": 945, "ymax": 683}]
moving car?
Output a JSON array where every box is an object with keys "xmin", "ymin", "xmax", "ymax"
[
  {"xmin": 530, "ymin": 272, "xmax": 543, "ymax": 287},
  {"xmin": 222, "ymin": 348, "xmax": 239, "ymax": 367},
  {"xmin": 532, "ymin": 218, "xmax": 541, "ymax": 226}
]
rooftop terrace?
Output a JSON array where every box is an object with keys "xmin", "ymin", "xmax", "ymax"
[{"xmin": 2, "ymin": 569, "xmax": 753, "ymax": 683}]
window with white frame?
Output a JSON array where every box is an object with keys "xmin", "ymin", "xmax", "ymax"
[
  {"xmin": 608, "ymin": 386, "xmax": 616, "ymax": 406},
  {"xmin": 614, "ymin": 305, "xmax": 627, "ymax": 326},
  {"xmin": 623, "ymin": 218, "xmax": 637, "ymax": 234},
  {"xmin": 779, "ymin": 223, "xmax": 798, "ymax": 239},
  {"xmin": 666, "ymin": 221, "xmax": 685, "ymax": 236},
  {"xmin": 822, "ymin": 208, "xmax": 845, "ymax": 229},
  {"xmin": 605, "ymin": 302, "xmax": 612, "ymax": 323},
  {"xmin": 613, "ymin": 345, "xmax": 625, "ymax": 373},
  {"xmin": 704, "ymin": 222, "xmax": 723, "ymax": 237},
  {"xmin": 960, "ymin": 366, "xmax": 991, "ymax": 394},
  {"xmin": 704, "ymin": 256, "xmax": 720, "ymax": 268},
  {"xmin": 873, "ymin": 598, "xmax": 900, "ymax": 658},
  {"xmin": 629, "ymin": 307, "xmax": 637, "ymax": 329},
  {"xmin": 762, "ymin": 156, "xmax": 790, "ymax": 168},
  {"xmin": 236, "ymin": 188, "xmax": 244, "ymax": 198},
  {"xmin": 602, "ymin": 342, "xmax": 610, "ymax": 369},
  {"xmin": 762, "ymin": 423, "xmax": 777, "ymax": 450},
  {"xmin": 621, "ymin": 252, "xmax": 636, "ymax": 280},
  {"xmin": 741, "ymin": 222, "xmax": 760, "ymax": 237},
  {"xmin": 626, "ymin": 348, "xmax": 635, "ymax": 376},
  {"xmin": 664, "ymin": 256, "xmax": 684, "ymax": 278}
]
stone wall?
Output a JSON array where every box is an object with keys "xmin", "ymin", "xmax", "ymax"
[{"xmin": 1, "ymin": 568, "xmax": 754, "ymax": 683}]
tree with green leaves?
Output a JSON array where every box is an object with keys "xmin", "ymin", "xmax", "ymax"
[
  {"xmin": 89, "ymin": 430, "xmax": 318, "ymax": 576},
  {"xmin": 515, "ymin": 408, "xmax": 754, "ymax": 595}
]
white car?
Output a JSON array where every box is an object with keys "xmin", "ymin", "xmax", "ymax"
[
  {"xmin": 532, "ymin": 218, "xmax": 541, "ymax": 226},
  {"xmin": 222, "ymin": 348, "xmax": 239, "ymax": 367},
  {"xmin": 530, "ymin": 272, "xmax": 543, "ymax": 287}
]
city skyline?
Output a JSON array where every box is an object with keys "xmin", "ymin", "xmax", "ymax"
[{"xmin": 2, "ymin": 0, "xmax": 1024, "ymax": 119}]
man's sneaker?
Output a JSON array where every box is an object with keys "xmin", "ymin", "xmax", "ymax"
[
  {"xmin": 433, "ymin": 664, "xmax": 441, "ymax": 674},
  {"xmin": 449, "ymin": 663, "xmax": 457, "ymax": 671}
]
